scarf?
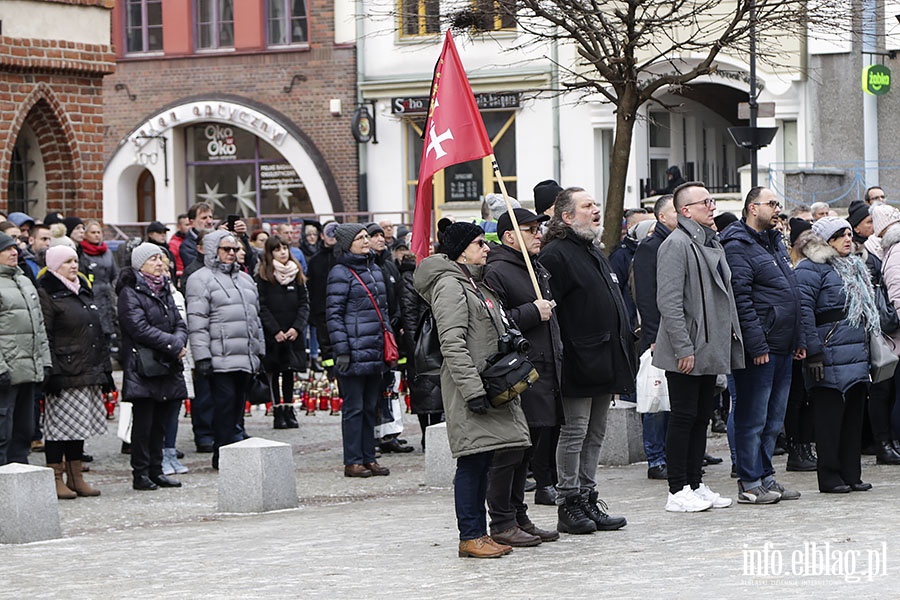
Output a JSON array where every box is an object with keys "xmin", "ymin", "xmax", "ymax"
[
  {"xmin": 830, "ymin": 255, "xmax": 880, "ymax": 334},
  {"xmin": 273, "ymin": 259, "xmax": 299, "ymax": 285},
  {"xmin": 79, "ymin": 239, "xmax": 108, "ymax": 256},
  {"xmin": 51, "ymin": 270, "xmax": 81, "ymax": 296},
  {"xmin": 140, "ymin": 271, "xmax": 167, "ymax": 295}
]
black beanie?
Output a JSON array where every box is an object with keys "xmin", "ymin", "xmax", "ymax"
[
  {"xmin": 63, "ymin": 216, "xmax": 83, "ymax": 237},
  {"xmin": 441, "ymin": 222, "xmax": 483, "ymax": 260},
  {"xmin": 847, "ymin": 200, "xmax": 869, "ymax": 229},
  {"xmin": 789, "ymin": 217, "xmax": 813, "ymax": 247},
  {"xmin": 534, "ymin": 180, "xmax": 563, "ymax": 215}
]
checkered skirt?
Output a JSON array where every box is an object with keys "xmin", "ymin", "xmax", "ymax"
[{"xmin": 44, "ymin": 385, "xmax": 108, "ymax": 441}]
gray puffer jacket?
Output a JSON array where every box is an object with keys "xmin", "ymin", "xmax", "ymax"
[
  {"xmin": 186, "ymin": 230, "xmax": 264, "ymax": 373},
  {"xmin": 0, "ymin": 264, "xmax": 51, "ymax": 385}
]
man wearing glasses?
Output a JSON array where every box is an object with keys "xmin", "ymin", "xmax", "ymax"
[
  {"xmin": 721, "ymin": 187, "xmax": 806, "ymax": 505},
  {"xmin": 653, "ymin": 182, "xmax": 744, "ymax": 512}
]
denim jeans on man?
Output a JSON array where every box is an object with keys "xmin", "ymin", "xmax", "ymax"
[
  {"xmin": 455, "ymin": 451, "xmax": 494, "ymax": 540},
  {"xmin": 732, "ymin": 353, "xmax": 793, "ymax": 488},
  {"xmin": 191, "ymin": 372, "xmax": 214, "ymax": 447},
  {"xmin": 642, "ymin": 411, "xmax": 669, "ymax": 468},
  {"xmin": 555, "ymin": 395, "xmax": 611, "ymax": 501}
]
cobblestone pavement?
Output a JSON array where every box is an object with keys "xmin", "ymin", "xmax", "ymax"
[{"xmin": 2, "ymin": 403, "xmax": 900, "ymax": 599}]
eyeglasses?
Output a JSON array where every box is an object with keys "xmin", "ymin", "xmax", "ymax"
[
  {"xmin": 519, "ymin": 226, "xmax": 542, "ymax": 235},
  {"xmin": 683, "ymin": 198, "xmax": 717, "ymax": 208},
  {"xmin": 218, "ymin": 246, "xmax": 238, "ymax": 253},
  {"xmin": 470, "ymin": 239, "xmax": 487, "ymax": 247},
  {"xmin": 752, "ymin": 200, "xmax": 782, "ymax": 209},
  {"xmin": 353, "ymin": 233, "xmax": 370, "ymax": 242}
]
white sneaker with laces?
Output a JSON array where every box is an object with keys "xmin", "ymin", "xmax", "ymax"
[
  {"xmin": 665, "ymin": 485, "xmax": 713, "ymax": 512},
  {"xmin": 693, "ymin": 483, "xmax": 733, "ymax": 508}
]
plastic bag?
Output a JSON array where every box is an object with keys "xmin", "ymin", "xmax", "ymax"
[
  {"xmin": 636, "ymin": 349, "xmax": 670, "ymax": 413},
  {"xmin": 117, "ymin": 401, "xmax": 133, "ymax": 443}
]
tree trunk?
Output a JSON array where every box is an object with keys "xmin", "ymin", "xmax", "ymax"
[{"xmin": 601, "ymin": 94, "xmax": 639, "ymax": 254}]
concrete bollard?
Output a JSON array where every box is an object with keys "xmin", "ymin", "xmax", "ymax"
[
  {"xmin": 0, "ymin": 463, "xmax": 62, "ymax": 544},
  {"xmin": 424, "ymin": 422, "xmax": 455, "ymax": 487},
  {"xmin": 599, "ymin": 401, "xmax": 645, "ymax": 466},
  {"xmin": 217, "ymin": 438, "xmax": 299, "ymax": 513}
]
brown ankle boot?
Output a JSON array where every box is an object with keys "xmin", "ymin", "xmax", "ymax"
[
  {"xmin": 49, "ymin": 463, "xmax": 77, "ymax": 499},
  {"xmin": 458, "ymin": 536, "xmax": 506, "ymax": 558},
  {"xmin": 65, "ymin": 460, "xmax": 101, "ymax": 497}
]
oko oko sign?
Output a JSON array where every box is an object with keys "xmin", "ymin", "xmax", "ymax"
[{"xmin": 863, "ymin": 65, "xmax": 892, "ymax": 96}]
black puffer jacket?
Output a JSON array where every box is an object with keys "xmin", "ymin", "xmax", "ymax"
[
  {"xmin": 398, "ymin": 258, "xmax": 442, "ymax": 414},
  {"xmin": 39, "ymin": 272, "xmax": 111, "ymax": 391},
  {"xmin": 255, "ymin": 273, "xmax": 310, "ymax": 373},
  {"xmin": 484, "ymin": 244, "xmax": 562, "ymax": 427},
  {"xmin": 116, "ymin": 268, "xmax": 188, "ymax": 402}
]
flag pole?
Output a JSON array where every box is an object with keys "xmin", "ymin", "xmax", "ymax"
[{"xmin": 490, "ymin": 155, "xmax": 543, "ymax": 301}]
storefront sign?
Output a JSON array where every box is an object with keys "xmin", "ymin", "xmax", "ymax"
[
  {"xmin": 392, "ymin": 92, "xmax": 521, "ymax": 114},
  {"xmin": 129, "ymin": 101, "xmax": 289, "ymax": 147},
  {"xmin": 203, "ymin": 124, "xmax": 238, "ymax": 161},
  {"xmin": 863, "ymin": 64, "xmax": 892, "ymax": 96},
  {"xmin": 259, "ymin": 163, "xmax": 303, "ymax": 191},
  {"xmin": 351, "ymin": 105, "xmax": 374, "ymax": 143}
]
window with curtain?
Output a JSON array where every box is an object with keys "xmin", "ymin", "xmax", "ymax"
[
  {"xmin": 125, "ymin": 0, "xmax": 163, "ymax": 53},
  {"xmin": 399, "ymin": 0, "xmax": 440, "ymax": 37},
  {"xmin": 196, "ymin": 0, "xmax": 234, "ymax": 50},
  {"xmin": 268, "ymin": 0, "xmax": 309, "ymax": 46}
]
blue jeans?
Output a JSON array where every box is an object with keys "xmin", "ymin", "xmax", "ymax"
[
  {"xmin": 455, "ymin": 451, "xmax": 494, "ymax": 540},
  {"xmin": 337, "ymin": 373, "xmax": 382, "ymax": 465},
  {"xmin": 642, "ymin": 411, "xmax": 669, "ymax": 467},
  {"xmin": 191, "ymin": 373, "xmax": 214, "ymax": 447},
  {"xmin": 307, "ymin": 324, "xmax": 319, "ymax": 357},
  {"xmin": 732, "ymin": 353, "xmax": 793, "ymax": 488},
  {"xmin": 726, "ymin": 374, "xmax": 736, "ymax": 466}
]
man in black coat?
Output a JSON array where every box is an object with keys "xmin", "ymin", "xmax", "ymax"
[
  {"xmin": 539, "ymin": 187, "xmax": 635, "ymax": 536},
  {"xmin": 306, "ymin": 222, "xmax": 338, "ymax": 367},
  {"xmin": 484, "ymin": 207, "xmax": 561, "ymax": 546},
  {"xmin": 632, "ymin": 194, "xmax": 677, "ymax": 481}
]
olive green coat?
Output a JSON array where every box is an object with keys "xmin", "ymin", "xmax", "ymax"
[
  {"xmin": 413, "ymin": 255, "xmax": 530, "ymax": 458},
  {"xmin": 0, "ymin": 264, "xmax": 51, "ymax": 385}
]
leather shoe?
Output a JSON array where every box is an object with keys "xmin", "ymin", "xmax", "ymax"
[
  {"xmin": 520, "ymin": 522, "xmax": 560, "ymax": 542},
  {"xmin": 534, "ymin": 485, "xmax": 557, "ymax": 505},
  {"xmin": 702, "ymin": 453, "xmax": 723, "ymax": 465},
  {"xmin": 524, "ymin": 479, "xmax": 537, "ymax": 492},
  {"xmin": 647, "ymin": 464, "xmax": 668, "ymax": 480},
  {"xmin": 850, "ymin": 482, "xmax": 873, "ymax": 492},
  {"xmin": 491, "ymin": 526, "xmax": 541, "ymax": 547},
  {"xmin": 344, "ymin": 464, "xmax": 372, "ymax": 478},
  {"xmin": 484, "ymin": 536, "xmax": 512, "ymax": 555},
  {"xmin": 820, "ymin": 484, "xmax": 852, "ymax": 494},
  {"xmin": 363, "ymin": 462, "xmax": 390, "ymax": 476},
  {"xmin": 379, "ymin": 438, "xmax": 414, "ymax": 453},
  {"xmin": 133, "ymin": 475, "xmax": 159, "ymax": 491},
  {"xmin": 196, "ymin": 443, "xmax": 214, "ymax": 453},
  {"xmin": 150, "ymin": 474, "xmax": 182, "ymax": 488},
  {"xmin": 458, "ymin": 536, "xmax": 506, "ymax": 558}
]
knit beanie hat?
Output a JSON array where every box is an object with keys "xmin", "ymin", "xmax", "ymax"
[
  {"xmin": 847, "ymin": 200, "xmax": 869, "ymax": 229},
  {"xmin": 45, "ymin": 245, "xmax": 78, "ymax": 273},
  {"xmin": 485, "ymin": 193, "xmax": 519, "ymax": 221},
  {"xmin": 789, "ymin": 217, "xmax": 813, "ymax": 247},
  {"xmin": 0, "ymin": 232, "xmax": 17, "ymax": 254},
  {"xmin": 131, "ymin": 242, "xmax": 164, "ymax": 270},
  {"xmin": 870, "ymin": 203, "xmax": 900, "ymax": 238},
  {"xmin": 534, "ymin": 180, "xmax": 563, "ymax": 215},
  {"xmin": 333, "ymin": 223, "xmax": 366, "ymax": 254},
  {"xmin": 441, "ymin": 222, "xmax": 484, "ymax": 260},
  {"xmin": 365, "ymin": 222, "xmax": 385, "ymax": 237},
  {"xmin": 63, "ymin": 216, "xmax": 84, "ymax": 237},
  {"xmin": 811, "ymin": 216, "xmax": 851, "ymax": 241}
]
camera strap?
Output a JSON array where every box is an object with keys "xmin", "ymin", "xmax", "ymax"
[{"xmin": 457, "ymin": 264, "xmax": 511, "ymax": 339}]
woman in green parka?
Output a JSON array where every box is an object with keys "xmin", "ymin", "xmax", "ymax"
[{"xmin": 413, "ymin": 222, "xmax": 530, "ymax": 559}]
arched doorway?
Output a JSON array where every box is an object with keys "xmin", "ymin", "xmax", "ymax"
[
  {"xmin": 137, "ymin": 169, "xmax": 156, "ymax": 221},
  {"xmin": 7, "ymin": 121, "xmax": 48, "ymax": 218}
]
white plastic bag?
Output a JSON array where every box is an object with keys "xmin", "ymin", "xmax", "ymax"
[
  {"xmin": 636, "ymin": 349, "xmax": 670, "ymax": 413},
  {"xmin": 117, "ymin": 401, "xmax": 133, "ymax": 443}
]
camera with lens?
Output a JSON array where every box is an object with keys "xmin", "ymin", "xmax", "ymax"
[{"xmin": 499, "ymin": 328, "xmax": 530, "ymax": 354}]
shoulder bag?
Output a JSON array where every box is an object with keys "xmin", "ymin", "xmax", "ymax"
[
  {"xmin": 134, "ymin": 347, "xmax": 176, "ymax": 378},
  {"xmin": 348, "ymin": 268, "xmax": 399, "ymax": 364}
]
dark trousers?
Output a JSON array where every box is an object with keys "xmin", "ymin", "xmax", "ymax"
[
  {"xmin": 269, "ymin": 370, "xmax": 294, "ymax": 405},
  {"xmin": 210, "ymin": 372, "xmax": 251, "ymax": 467},
  {"xmin": 454, "ymin": 450, "xmax": 494, "ymax": 541},
  {"xmin": 0, "ymin": 383, "xmax": 35, "ymax": 465},
  {"xmin": 191, "ymin": 372, "xmax": 214, "ymax": 447},
  {"xmin": 32, "ymin": 392, "xmax": 43, "ymax": 441},
  {"xmin": 131, "ymin": 398, "xmax": 180, "ymax": 477},
  {"xmin": 665, "ymin": 372, "xmax": 716, "ymax": 495},
  {"xmin": 529, "ymin": 425, "xmax": 559, "ymax": 488},
  {"xmin": 486, "ymin": 447, "xmax": 530, "ymax": 534},
  {"xmin": 784, "ymin": 360, "xmax": 815, "ymax": 443},
  {"xmin": 812, "ymin": 384, "xmax": 865, "ymax": 491},
  {"xmin": 337, "ymin": 373, "xmax": 382, "ymax": 465},
  {"xmin": 417, "ymin": 413, "xmax": 443, "ymax": 448},
  {"xmin": 869, "ymin": 378, "xmax": 894, "ymax": 443}
]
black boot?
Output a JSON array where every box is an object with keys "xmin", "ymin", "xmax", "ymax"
[
  {"xmin": 786, "ymin": 442, "xmax": 816, "ymax": 471},
  {"xmin": 710, "ymin": 409, "xmax": 726, "ymax": 434},
  {"xmin": 283, "ymin": 403, "xmax": 299, "ymax": 429},
  {"xmin": 582, "ymin": 490, "xmax": 627, "ymax": 531},
  {"xmin": 876, "ymin": 441, "xmax": 900, "ymax": 465},
  {"xmin": 273, "ymin": 405, "xmax": 289, "ymax": 429},
  {"xmin": 534, "ymin": 486, "xmax": 558, "ymax": 506},
  {"xmin": 557, "ymin": 494, "xmax": 596, "ymax": 535}
]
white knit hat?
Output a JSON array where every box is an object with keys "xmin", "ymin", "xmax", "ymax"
[
  {"xmin": 870, "ymin": 204, "xmax": 900, "ymax": 238},
  {"xmin": 131, "ymin": 242, "xmax": 164, "ymax": 270},
  {"xmin": 811, "ymin": 216, "xmax": 851, "ymax": 241}
]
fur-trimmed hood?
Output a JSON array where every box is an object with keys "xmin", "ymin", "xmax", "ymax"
[
  {"xmin": 794, "ymin": 230, "xmax": 838, "ymax": 265},
  {"xmin": 881, "ymin": 222, "xmax": 900, "ymax": 255}
]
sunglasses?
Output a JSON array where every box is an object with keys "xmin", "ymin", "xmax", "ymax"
[
  {"xmin": 218, "ymin": 246, "xmax": 239, "ymax": 253},
  {"xmin": 470, "ymin": 239, "xmax": 487, "ymax": 247},
  {"xmin": 519, "ymin": 225, "xmax": 542, "ymax": 235}
]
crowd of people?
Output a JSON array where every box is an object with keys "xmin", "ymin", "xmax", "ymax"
[{"xmin": 0, "ymin": 182, "xmax": 897, "ymax": 559}]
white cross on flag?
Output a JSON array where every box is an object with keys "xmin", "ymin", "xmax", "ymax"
[{"xmin": 412, "ymin": 31, "xmax": 494, "ymax": 259}]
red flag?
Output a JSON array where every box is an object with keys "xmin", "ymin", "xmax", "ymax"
[{"xmin": 411, "ymin": 31, "xmax": 494, "ymax": 259}]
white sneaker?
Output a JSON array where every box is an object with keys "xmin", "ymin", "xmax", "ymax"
[
  {"xmin": 665, "ymin": 485, "xmax": 713, "ymax": 512},
  {"xmin": 693, "ymin": 483, "xmax": 733, "ymax": 508}
]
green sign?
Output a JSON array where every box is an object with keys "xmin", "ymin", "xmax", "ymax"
[{"xmin": 863, "ymin": 64, "xmax": 892, "ymax": 96}]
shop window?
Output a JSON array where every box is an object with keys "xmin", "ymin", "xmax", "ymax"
[
  {"xmin": 125, "ymin": 0, "xmax": 163, "ymax": 54},
  {"xmin": 7, "ymin": 145, "xmax": 33, "ymax": 215},
  {"xmin": 196, "ymin": 0, "xmax": 234, "ymax": 50},
  {"xmin": 472, "ymin": 0, "xmax": 516, "ymax": 32},
  {"xmin": 184, "ymin": 123, "xmax": 312, "ymax": 218},
  {"xmin": 268, "ymin": 0, "xmax": 308, "ymax": 46},
  {"xmin": 400, "ymin": 0, "xmax": 440, "ymax": 37}
]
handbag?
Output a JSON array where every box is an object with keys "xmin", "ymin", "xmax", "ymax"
[
  {"xmin": 414, "ymin": 306, "xmax": 442, "ymax": 375},
  {"xmin": 249, "ymin": 371, "xmax": 272, "ymax": 405},
  {"xmin": 635, "ymin": 349, "xmax": 670, "ymax": 413},
  {"xmin": 869, "ymin": 332, "xmax": 899, "ymax": 383},
  {"xmin": 874, "ymin": 282, "xmax": 900, "ymax": 335},
  {"xmin": 348, "ymin": 268, "xmax": 399, "ymax": 364},
  {"xmin": 134, "ymin": 347, "xmax": 175, "ymax": 378}
]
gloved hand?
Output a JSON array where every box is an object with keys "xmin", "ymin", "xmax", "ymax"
[
  {"xmin": 43, "ymin": 366, "xmax": 52, "ymax": 383},
  {"xmin": 335, "ymin": 355, "xmax": 351, "ymax": 373},
  {"xmin": 806, "ymin": 355, "xmax": 825, "ymax": 382},
  {"xmin": 195, "ymin": 358, "xmax": 213, "ymax": 378},
  {"xmin": 467, "ymin": 395, "xmax": 490, "ymax": 415},
  {"xmin": 102, "ymin": 372, "xmax": 116, "ymax": 394},
  {"xmin": 44, "ymin": 374, "xmax": 62, "ymax": 396},
  {"xmin": 0, "ymin": 371, "xmax": 10, "ymax": 388}
]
